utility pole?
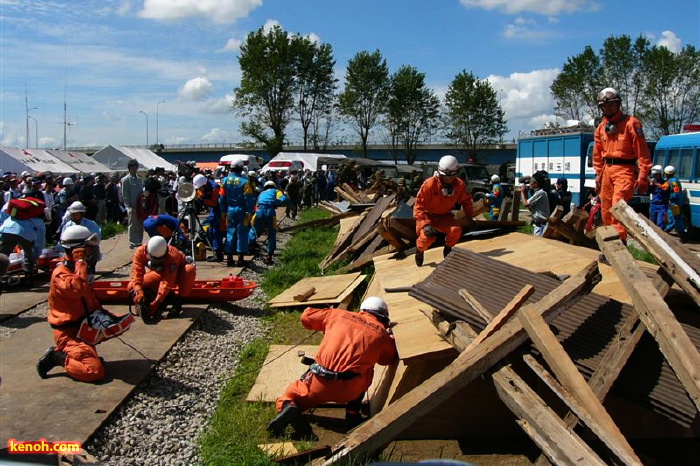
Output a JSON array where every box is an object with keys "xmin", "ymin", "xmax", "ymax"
[
  {"xmin": 139, "ymin": 110, "xmax": 149, "ymax": 147},
  {"xmin": 156, "ymin": 100, "xmax": 166, "ymax": 146},
  {"xmin": 28, "ymin": 116, "xmax": 38, "ymax": 148}
]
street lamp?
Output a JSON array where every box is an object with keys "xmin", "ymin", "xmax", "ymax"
[
  {"xmin": 156, "ymin": 100, "xmax": 166, "ymax": 146},
  {"xmin": 25, "ymin": 101, "xmax": 37, "ymax": 148},
  {"xmin": 139, "ymin": 110, "xmax": 149, "ymax": 147},
  {"xmin": 28, "ymin": 115, "xmax": 38, "ymax": 148}
]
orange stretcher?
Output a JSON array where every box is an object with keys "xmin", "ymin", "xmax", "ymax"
[{"xmin": 91, "ymin": 276, "xmax": 257, "ymax": 304}]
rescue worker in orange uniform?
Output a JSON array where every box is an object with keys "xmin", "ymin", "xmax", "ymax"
[
  {"xmin": 268, "ymin": 297, "xmax": 397, "ymax": 436},
  {"xmin": 593, "ymin": 87, "xmax": 652, "ymax": 241},
  {"xmin": 37, "ymin": 225, "xmax": 105, "ymax": 382},
  {"xmin": 128, "ymin": 236, "xmax": 196, "ymax": 322},
  {"xmin": 413, "ymin": 155, "xmax": 473, "ymax": 266}
]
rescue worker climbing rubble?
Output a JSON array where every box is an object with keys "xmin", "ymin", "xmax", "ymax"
[
  {"xmin": 413, "ymin": 155, "xmax": 473, "ymax": 266},
  {"xmin": 267, "ymin": 297, "xmax": 397, "ymax": 436},
  {"xmin": 128, "ymin": 236, "xmax": 196, "ymax": 323},
  {"xmin": 593, "ymin": 87, "xmax": 652, "ymax": 242},
  {"xmin": 37, "ymin": 225, "xmax": 104, "ymax": 382}
]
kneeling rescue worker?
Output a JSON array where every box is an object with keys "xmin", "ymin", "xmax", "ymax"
[
  {"xmin": 267, "ymin": 297, "xmax": 397, "ymax": 436},
  {"xmin": 413, "ymin": 155, "xmax": 473, "ymax": 266},
  {"xmin": 37, "ymin": 225, "xmax": 104, "ymax": 382},
  {"xmin": 128, "ymin": 236, "xmax": 196, "ymax": 322}
]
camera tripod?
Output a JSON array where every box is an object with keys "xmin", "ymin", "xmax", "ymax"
[{"xmin": 176, "ymin": 202, "xmax": 215, "ymax": 266}]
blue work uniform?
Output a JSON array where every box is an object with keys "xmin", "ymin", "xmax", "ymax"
[
  {"xmin": 220, "ymin": 172, "xmax": 255, "ymax": 255},
  {"xmin": 487, "ymin": 183, "xmax": 503, "ymax": 220},
  {"xmin": 649, "ymin": 178, "xmax": 670, "ymax": 229},
  {"xmin": 253, "ymin": 188, "xmax": 289, "ymax": 255},
  {"xmin": 665, "ymin": 176, "xmax": 687, "ymax": 235}
]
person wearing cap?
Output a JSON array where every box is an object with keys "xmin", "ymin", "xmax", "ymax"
[
  {"xmin": 251, "ymin": 180, "xmax": 289, "ymax": 264},
  {"xmin": 59, "ymin": 201, "xmax": 102, "ymax": 277},
  {"xmin": 593, "ymin": 87, "xmax": 652, "ymax": 242},
  {"xmin": 413, "ymin": 155, "xmax": 474, "ymax": 266},
  {"xmin": 268, "ymin": 296, "xmax": 397, "ymax": 436},
  {"xmin": 36, "ymin": 225, "xmax": 105, "ymax": 382},
  {"xmin": 663, "ymin": 165, "xmax": 687, "ymax": 241},
  {"xmin": 193, "ymin": 174, "xmax": 224, "ymax": 262},
  {"xmin": 486, "ymin": 174, "xmax": 504, "ymax": 220},
  {"xmin": 555, "ymin": 177, "xmax": 572, "ymax": 216},
  {"xmin": 55, "ymin": 177, "xmax": 78, "ymax": 222},
  {"xmin": 648, "ymin": 165, "xmax": 670, "ymax": 229},
  {"xmin": 121, "ymin": 159, "xmax": 144, "ymax": 249},
  {"xmin": 521, "ymin": 173, "xmax": 551, "ymax": 236},
  {"xmin": 3, "ymin": 176, "xmax": 22, "ymax": 204},
  {"xmin": 128, "ymin": 235, "xmax": 196, "ymax": 322},
  {"xmin": 220, "ymin": 161, "xmax": 255, "ymax": 266}
]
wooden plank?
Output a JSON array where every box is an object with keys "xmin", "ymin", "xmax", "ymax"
[
  {"xmin": 278, "ymin": 209, "xmax": 361, "ymax": 233},
  {"xmin": 293, "ymin": 287, "xmax": 316, "ymax": 302},
  {"xmin": 596, "ymin": 226, "xmax": 700, "ymax": 411},
  {"xmin": 497, "ymin": 198, "xmax": 513, "ymax": 221},
  {"xmin": 335, "ymin": 245, "xmax": 393, "ymax": 274},
  {"xmin": 247, "ymin": 345, "xmax": 319, "ymax": 402},
  {"xmin": 492, "ymin": 366, "xmax": 606, "ymax": 466},
  {"xmin": 320, "ymin": 212, "xmax": 367, "ymax": 269},
  {"xmin": 517, "ymin": 304, "xmax": 642, "ymax": 465},
  {"xmin": 378, "ymin": 226, "xmax": 405, "ymax": 251},
  {"xmin": 334, "ymin": 186, "xmax": 362, "ymax": 204},
  {"xmin": 511, "ymin": 193, "xmax": 521, "ymax": 222},
  {"xmin": 611, "ymin": 199, "xmax": 700, "ymax": 306},
  {"xmin": 318, "ymin": 262, "xmax": 601, "ymax": 465},
  {"xmin": 268, "ymin": 273, "xmax": 364, "ymax": 307},
  {"xmin": 543, "ymin": 205, "xmax": 565, "ymax": 239},
  {"xmin": 458, "ymin": 288, "xmax": 492, "ymax": 323}
]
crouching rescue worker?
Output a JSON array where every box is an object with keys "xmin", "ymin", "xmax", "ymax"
[
  {"xmin": 267, "ymin": 297, "xmax": 397, "ymax": 436},
  {"xmin": 128, "ymin": 236, "xmax": 196, "ymax": 322},
  {"xmin": 413, "ymin": 155, "xmax": 473, "ymax": 266},
  {"xmin": 253, "ymin": 180, "xmax": 289, "ymax": 265},
  {"xmin": 37, "ymin": 225, "xmax": 105, "ymax": 382}
]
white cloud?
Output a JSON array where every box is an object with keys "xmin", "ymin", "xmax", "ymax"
[
  {"xmin": 139, "ymin": 0, "xmax": 263, "ymax": 24},
  {"xmin": 222, "ymin": 38, "xmax": 242, "ymax": 52},
  {"xmin": 657, "ymin": 30, "xmax": 682, "ymax": 53},
  {"xmin": 502, "ymin": 20, "xmax": 555, "ymax": 41},
  {"xmin": 306, "ymin": 33, "xmax": 321, "ymax": 45},
  {"xmin": 202, "ymin": 127, "xmax": 239, "ymax": 142},
  {"xmin": 201, "ymin": 95, "xmax": 234, "ymax": 114},
  {"xmin": 460, "ymin": 0, "xmax": 601, "ymax": 16},
  {"xmin": 263, "ymin": 19, "xmax": 281, "ymax": 34},
  {"xmin": 179, "ymin": 77, "xmax": 214, "ymax": 101},
  {"xmin": 116, "ymin": 2, "xmax": 132, "ymax": 16}
]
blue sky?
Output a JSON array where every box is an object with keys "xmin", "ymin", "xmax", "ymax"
[{"xmin": 0, "ymin": 0, "xmax": 697, "ymax": 149}]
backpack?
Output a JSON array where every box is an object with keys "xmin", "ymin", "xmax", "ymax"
[{"xmin": 5, "ymin": 197, "xmax": 46, "ymax": 220}]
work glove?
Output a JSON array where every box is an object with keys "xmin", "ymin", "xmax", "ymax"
[
  {"xmin": 422, "ymin": 225, "xmax": 437, "ymax": 238},
  {"xmin": 635, "ymin": 178, "xmax": 649, "ymax": 195},
  {"xmin": 133, "ymin": 289, "xmax": 145, "ymax": 305},
  {"xmin": 71, "ymin": 247, "xmax": 86, "ymax": 261}
]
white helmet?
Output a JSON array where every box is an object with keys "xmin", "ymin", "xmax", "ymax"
[
  {"xmin": 651, "ymin": 165, "xmax": 663, "ymax": 175},
  {"xmin": 147, "ymin": 236, "xmax": 168, "ymax": 259},
  {"xmin": 248, "ymin": 170, "xmax": 257, "ymax": 178},
  {"xmin": 664, "ymin": 165, "xmax": 676, "ymax": 176},
  {"xmin": 264, "ymin": 180, "xmax": 276, "ymax": 189},
  {"xmin": 360, "ymin": 296, "xmax": 389, "ymax": 319},
  {"xmin": 597, "ymin": 87, "xmax": 621, "ymax": 106},
  {"xmin": 192, "ymin": 174, "xmax": 208, "ymax": 189},
  {"xmin": 62, "ymin": 177, "xmax": 74, "ymax": 186},
  {"xmin": 60, "ymin": 225, "xmax": 92, "ymax": 248},
  {"xmin": 491, "ymin": 174, "xmax": 501, "ymax": 183},
  {"xmin": 438, "ymin": 155, "xmax": 459, "ymax": 176},
  {"xmin": 67, "ymin": 201, "xmax": 86, "ymax": 214}
]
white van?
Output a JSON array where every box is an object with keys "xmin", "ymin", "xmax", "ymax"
[
  {"xmin": 259, "ymin": 152, "xmax": 346, "ymax": 174},
  {"xmin": 219, "ymin": 154, "xmax": 263, "ymax": 171}
]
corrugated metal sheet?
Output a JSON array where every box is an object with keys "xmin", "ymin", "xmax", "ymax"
[{"xmin": 409, "ymin": 247, "xmax": 699, "ymax": 428}]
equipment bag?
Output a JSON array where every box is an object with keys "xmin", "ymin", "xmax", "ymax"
[
  {"xmin": 5, "ymin": 197, "xmax": 46, "ymax": 220},
  {"xmin": 77, "ymin": 309, "xmax": 135, "ymax": 345}
]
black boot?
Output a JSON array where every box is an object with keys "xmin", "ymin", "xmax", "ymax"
[
  {"xmin": 227, "ymin": 254, "xmax": 235, "ymax": 267},
  {"xmin": 264, "ymin": 253, "xmax": 273, "ymax": 265},
  {"xmin": 236, "ymin": 254, "xmax": 246, "ymax": 267},
  {"xmin": 267, "ymin": 402, "xmax": 299, "ymax": 437},
  {"xmin": 414, "ymin": 250, "xmax": 424, "ymax": 267},
  {"xmin": 37, "ymin": 347, "xmax": 66, "ymax": 379},
  {"xmin": 443, "ymin": 246, "xmax": 452, "ymax": 258},
  {"xmin": 166, "ymin": 295, "xmax": 184, "ymax": 319}
]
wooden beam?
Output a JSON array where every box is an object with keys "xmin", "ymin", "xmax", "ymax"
[
  {"xmin": 611, "ymin": 199, "xmax": 700, "ymax": 307},
  {"xmin": 517, "ymin": 305, "xmax": 642, "ymax": 465},
  {"xmin": 458, "ymin": 288, "xmax": 492, "ymax": 323},
  {"xmin": 492, "ymin": 366, "xmax": 606, "ymax": 466},
  {"xmin": 543, "ymin": 205, "xmax": 565, "ymax": 240},
  {"xmin": 511, "ymin": 193, "xmax": 521, "ymax": 222},
  {"xmin": 596, "ymin": 226, "xmax": 700, "ymax": 411},
  {"xmin": 498, "ymin": 198, "xmax": 513, "ymax": 221},
  {"xmin": 318, "ymin": 262, "xmax": 601, "ymax": 465},
  {"xmin": 430, "ymin": 310, "xmax": 478, "ymax": 351}
]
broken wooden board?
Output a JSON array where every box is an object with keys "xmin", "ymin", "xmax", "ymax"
[
  {"xmin": 268, "ymin": 273, "xmax": 365, "ymax": 308},
  {"xmin": 247, "ymin": 345, "xmax": 319, "ymax": 402},
  {"xmin": 258, "ymin": 442, "xmax": 299, "ymax": 458}
]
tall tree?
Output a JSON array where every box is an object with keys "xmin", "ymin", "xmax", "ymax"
[
  {"xmin": 599, "ymin": 35, "xmax": 650, "ymax": 115},
  {"xmin": 293, "ymin": 37, "xmax": 337, "ymax": 151},
  {"xmin": 444, "ymin": 70, "xmax": 507, "ymax": 163},
  {"xmin": 550, "ymin": 46, "xmax": 601, "ymax": 121},
  {"xmin": 338, "ymin": 50, "xmax": 390, "ymax": 157},
  {"xmin": 234, "ymin": 25, "xmax": 296, "ymax": 155},
  {"xmin": 639, "ymin": 44, "xmax": 700, "ymax": 137},
  {"xmin": 386, "ymin": 65, "xmax": 440, "ymax": 164}
]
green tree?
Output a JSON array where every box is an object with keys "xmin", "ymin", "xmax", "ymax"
[
  {"xmin": 444, "ymin": 70, "xmax": 507, "ymax": 163},
  {"xmin": 550, "ymin": 46, "xmax": 601, "ymax": 121},
  {"xmin": 386, "ymin": 65, "xmax": 440, "ymax": 164},
  {"xmin": 234, "ymin": 25, "xmax": 296, "ymax": 155},
  {"xmin": 599, "ymin": 35, "xmax": 650, "ymax": 115},
  {"xmin": 338, "ymin": 50, "xmax": 390, "ymax": 157},
  {"xmin": 639, "ymin": 44, "xmax": 700, "ymax": 137},
  {"xmin": 293, "ymin": 37, "xmax": 337, "ymax": 151}
]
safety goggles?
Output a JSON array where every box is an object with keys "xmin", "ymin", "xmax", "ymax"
[{"xmin": 438, "ymin": 169, "xmax": 458, "ymax": 177}]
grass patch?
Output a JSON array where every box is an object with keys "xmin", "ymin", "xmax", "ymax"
[
  {"xmin": 101, "ymin": 221, "xmax": 127, "ymax": 240},
  {"xmin": 628, "ymin": 244, "xmax": 657, "ymax": 264}
]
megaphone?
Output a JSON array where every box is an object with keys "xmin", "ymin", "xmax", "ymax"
[{"xmin": 176, "ymin": 182, "xmax": 196, "ymax": 202}]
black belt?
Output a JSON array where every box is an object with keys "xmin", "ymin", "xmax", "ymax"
[
  {"xmin": 50, "ymin": 320, "xmax": 82, "ymax": 330},
  {"xmin": 604, "ymin": 157, "xmax": 636, "ymax": 166},
  {"xmin": 309, "ymin": 363, "xmax": 359, "ymax": 381}
]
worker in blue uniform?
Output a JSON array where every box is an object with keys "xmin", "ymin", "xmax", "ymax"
[
  {"xmin": 220, "ymin": 161, "xmax": 255, "ymax": 266},
  {"xmin": 253, "ymin": 181, "xmax": 289, "ymax": 264}
]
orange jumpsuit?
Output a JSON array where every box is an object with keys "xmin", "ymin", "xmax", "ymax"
[
  {"xmin": 48, "ymin": 259, "xmax": 105, "ymax": 382},
  {"xmin": 413, "ymin": 176, "xmax": 473, "ymax": 252},
  {"xmin": 127, "ymin": 244, "xmax": 196, "ymax": 305},
  {"xmin": 593, "ymin": 111, "xmax": 651, "ymax": 240},
  {"xmin": 276, "ymin": 307, "xmax": 397, "ymax": 413}
]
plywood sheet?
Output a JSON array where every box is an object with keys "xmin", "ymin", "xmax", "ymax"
[
  {"xmin": 268, "ymin": 273, "xmax": 363, "ymax": 307},
  {"xmin": 247, "ymin": 345, "xmax": 319, "ymax": 402}
]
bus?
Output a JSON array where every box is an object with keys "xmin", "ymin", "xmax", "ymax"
[{"xmin": 652, "ymin": 132, "xmax": 700, "ymax": 229}]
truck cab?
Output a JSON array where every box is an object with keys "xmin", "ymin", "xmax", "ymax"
[{"xmin": 421, "ymin": 162, "xmax": 492, "ymax": 197}]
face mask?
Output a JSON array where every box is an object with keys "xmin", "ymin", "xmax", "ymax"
[{"xmin": 441, "ymin": 181, "xmax": 454, "ymax": 197}]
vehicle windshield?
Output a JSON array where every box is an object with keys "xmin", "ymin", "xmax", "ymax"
[{"xmin": 464, "ymin": 166, "xmax": 489, "ymax": 180}]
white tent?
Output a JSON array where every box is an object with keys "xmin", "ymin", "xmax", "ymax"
[
  {"xmin": 91, "ymin": 145, "xmax": 174, "ymax": 172},
  {"xmin": 0, "ymin": 147, "xmax": 76, "ymax": 175},
  {"xmin": 46, "ymin": 149, "xmax": 112, "ymax": 174}
]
